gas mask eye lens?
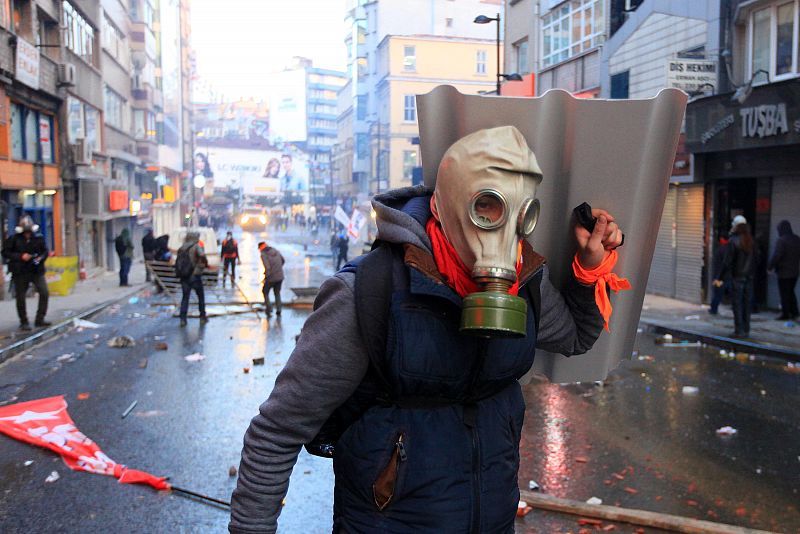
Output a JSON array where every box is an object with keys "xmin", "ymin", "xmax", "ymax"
[
  {"xmin": 469, "ymin": 190, "xmax": 507, "ymax": 229},
  {"xmin": 517, "ymin": 198, "xmax": 540, "ymax": 237}
]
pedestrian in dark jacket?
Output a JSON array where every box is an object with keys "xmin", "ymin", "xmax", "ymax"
[
  {"xmin": 114, "ymin": 228, "xmax": 134, "ymax": 287},
  {"xmin": 220, "ymin": 231, "xmax": 240, "ymax": 288},
  {"xmin": 715, "ymin": 218, "xmax": 758, "ymax": 337},
  {"xmin": 259, "ymin": 242, "xmax": 285, "ymax": 316},
  {"xmin": 2, "ymin": 215, "xmax": 50, "ymax": 330},
  {"xmin": 709, "ymin": 236, "xmax": 730, "ymax": 314},
  {"xmin": 230, "ymin": 127, "xmax": 627, "ymax": 533},
  {"xmin": 142, "ymin": 229, "xmax": 156, "ymax": 282},
  {"xmin": 177, "ymin": 231, "xmax": 208, "ymax": 326},
  {"xmin": 336, "ymin": 231, "xmax": 349, "ymax": 270},
  {"xmin": 768, "ymin": 220, "xmax": 800, "ymax": 320}
]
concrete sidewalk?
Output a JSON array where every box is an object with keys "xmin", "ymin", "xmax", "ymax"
[
  {"xmin": 640, "ymin": 293, "xmax": 800, "ymax": 360},
  {"xmin": 0, "ymin": 262, "xmax": 150, "ymax": 352}
]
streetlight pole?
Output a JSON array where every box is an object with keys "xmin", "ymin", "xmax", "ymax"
[
  {"xmin": 495, "ymin": 12, "xmax": 500, "ymax": 95},
  {"xmin": 474, "ymin": 13, "xmax": 523, "ymax": 96}
]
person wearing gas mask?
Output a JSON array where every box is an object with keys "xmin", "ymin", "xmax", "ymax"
[
  {"xmin": 230, "ymin": 126, "xmax": 626, "ymax": 533},
  {"xmin": 2, "ymin": 215, "xmax": 50, "ymax": 331}
]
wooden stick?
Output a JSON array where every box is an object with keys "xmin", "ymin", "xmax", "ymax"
[
  {"xmin": 170, "ymin": 485, "xmax": 231, "ymax": 508},
  {"xmin": 518, "ymin": 491, "xmax": 773, "ymax": 534}
]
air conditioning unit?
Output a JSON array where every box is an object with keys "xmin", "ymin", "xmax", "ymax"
[
  {"xmin": 71, "ymin": 139, "xmax": 91, "ymax": 166},
  {"xmin": 58, "ymin": 63, "xmax": 76, "ymax": 86}
]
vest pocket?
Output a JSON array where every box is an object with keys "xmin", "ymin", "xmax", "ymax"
[{"xmin": 372, "ymin": 433, "xmax": 407, "ymax": 511}]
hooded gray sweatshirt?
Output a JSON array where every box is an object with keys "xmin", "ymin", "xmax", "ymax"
[{"xmin": 229, "ymin": 186, "xmax": 603, "ymax": 533}]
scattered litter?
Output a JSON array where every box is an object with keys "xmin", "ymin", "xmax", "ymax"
[
  {"xmin": 73, "ymin": 319, "xmax": 102, "ymax": 329},
  {"xmin": 24, "ymin": 460, "xmax": 33, "ymax": 466},
  {"xmin": 57, "ymin": 354, "xmax": 74, "ymax": 362},
  {"xmin": 637, "ymin": 355, "xmax": 655, "ymax": 361},
  {"xmin": 139, "ymin": 358, "xmax": 148, "ymax": 369},
  {"xmin": 575, "ymin": 456, "xmax": 589, "ymax": 463},
  {"xmin": 655, "ymin": 334, "xmax": 673, "ymax": 345},
  {"xmin": 128, "ymin": 297, "xmax": 139, "ymax": 304},
  {"xmin": 107, "ymin": 336, "xmax": 136, "ymax": 348},
  {"xmin": 716, "ymin": 426, "xmax": 738, "ymax": 436},
  {"xmin": 252, "ymin": 357, "xmax": 265, "ymax": 366},
  {"xmin": 684, "ymin": 315, "xmax": 700, "ymax": 320},
  {"xmin": 578, "ymin": 518, "xmax": 603, "ymax": 526},
  {"xmin": 611, "ymin": 473, "xmax": 625, "ymax": 480},
  {"xmin": 624, "ymin": 487, "xmax": 638, "ymax": 494},
  {"xmin": 682, "ymin": 386, "xmax": 699, "ymax": 395},
  {"xmin": 121, "ymin": 400, "xmax": 138, "ymax": 419},
  {"xmin": 243, "ymin": 367, "xmax": 251, "ymax": 374},
  {"xmin": 785, "ymin": 321, "xmax": 796, "ymax": 328},
  {"xmin": 516, "ymin": 501, "xmax": 532, "ymax": 517},
  {"xmin": 228, "ymin": 466, "xmax": 238, "ymax": 477},
  {"xmin": 45, "ymin": 471, "xmax": 60, "ymax": 483},
  {"xmin": 760, "ymin": 389, "xmax": 766, "ymax": 396},
  {"xmin": 586, "ymin": 497, "xmax": 603, "ymax": 505},
  {"xmin": 662, "ymin": 341, "xmax": 703, "ymax": 348},
  {"xmin": 602, "ymin": 525, "xmax": 617, "ymax": 531},
  {"xmin": 154, "ymin": 342, "xmax": 168, "ymax": 351},
  {"xmin": 755, "ymin": 467, "xmax": 762, "ymax": 474},
  {"xmin": 303, "ymin": 470, "xmax": 311, "ymax": 475},
  {"xmin": 184, "ymin": 353, "xmax": 205, "ymax": 362},
  {"xmin": 77, "ymin": 392, "xmax": 90, "ymax": 400},
  {"xmin": 154, "ymin": 335, "xmax": 166, "ymax": 341},
  {"xmin": 528, "ymin": 480, "xmax": 540, "ymax": 491}
]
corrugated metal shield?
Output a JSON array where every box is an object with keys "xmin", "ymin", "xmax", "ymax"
[{"xmin": 417, "ymin": 86, "xmax": 687, "ymax": 382}]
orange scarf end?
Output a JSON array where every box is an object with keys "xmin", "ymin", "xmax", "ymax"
[{"xmin": 572, "ymin": 250, "xmax": 632, "ymax": 332}]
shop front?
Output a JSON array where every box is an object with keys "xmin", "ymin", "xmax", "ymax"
[{"xmin": 686, "ymin": 79, "xmax": 800, "ymax": 310}]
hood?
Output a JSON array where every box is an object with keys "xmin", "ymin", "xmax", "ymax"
[
  {"xmin": 182, "ymin": 231, "xmax": 200, "ymax": 247},
  {"xmin": 778, "ymin": 220, "xmax": 793, "ymax": 237},
  {"xmin": 372, "ymin": 185, "xmax": 433, "ymax": 252}
]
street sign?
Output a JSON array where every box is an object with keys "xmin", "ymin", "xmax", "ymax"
[{"xmin": 666, "ymin": 59, "xmax": 716, "ymax": 92}]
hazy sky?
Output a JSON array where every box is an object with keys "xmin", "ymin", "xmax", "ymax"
[{"xmin": 191, "ymin": 0, "xmax": 348, "ymax": 101}]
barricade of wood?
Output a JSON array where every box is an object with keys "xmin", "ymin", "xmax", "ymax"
[{"xmin": 145, "ymin": 260, "xmax": 219, "ymax": 295}]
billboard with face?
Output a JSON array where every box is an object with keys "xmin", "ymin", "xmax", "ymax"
[{"xmin": 203, "ymin": 147, "xmax": 309, "ymax": 200}]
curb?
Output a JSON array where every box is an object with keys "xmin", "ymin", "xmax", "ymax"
[
  {"xmin": 639, "ymin": 319, "xmax": 800, "ymax": 362},
  {"xmin": 0, "ymin": 284, "xmax": 148, "ymax": 366}
]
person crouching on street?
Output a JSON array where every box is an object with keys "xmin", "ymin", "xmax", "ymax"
[
  {"xmin": 176, "ymin": 231, "xmax": 208, "ymax": 326},
  {"xmin": 2, "ymin": 215, "xmax": 50, "ymax": 331},
  {"xmin": 259, "ymin": 241, "xmax": 285, "ymax": 317},
  {"xmin": 220, "ymin": 231, "xmax": 240, "ymax": 288}
]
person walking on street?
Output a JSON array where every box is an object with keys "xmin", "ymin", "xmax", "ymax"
[
  {"xmin": 114, "ymin": 228, "xmax": 134, "ymax": 287},
  {"xmin": 259, "ymin": 241, "xmax": 284, "ymax": 316},
  {"xmin": 768, "ymin": 220, "xmax": 800, "ymax": 320},
  {"xmin": 220, "ymin": 231, "xmax": 240, "ymax": 288},
  {"xmin": 176, "ymin": 231, "xmax": 208, "ymax": 327},
  {"xmin": 142, "ymin": 229, "xmax": 156, "ymax": 282},
  {"xmin": 335, "ymin": 231, "xmax": 349, "ymax": 270},
  {"xmin": 714, "ymin": 216, "xmax": 758, "ymax": 338},
  {"xmin": 2, "ymin": 215, "xmax": 50, "ymax": 330}
]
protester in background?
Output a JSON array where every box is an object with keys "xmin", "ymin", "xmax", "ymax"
[
  {"xmin": 154, "ymin": 234, "xmax": 171, "ymax": 261},
  {"xmin": 114, "ymin": 228, "xmax": 134, "ymax": 287},
  {"xmin": 708, "ymin": 235, "xmax": 730, "ymax": 315},
  {"xmin": 259, "ymin": 241, "xmax": 285, "ymax": 317},
  {"xmin": 329, "ymin": 230, "xmax": 339, "ymax": 269},
  {"xmin": 220, "ymin": 231, "xmax": 240, "ymax": 288},
  {"xmin": 768, "ymin": 220, "xmax": 800, "ymax": 320},
  {"xmin": 176, "ymin": 231, "xmax": 208, "ymax": 327},
  {"xmin": 142, "ymin": 229, "xmax": 156, "ymax": 282},
  {"xmin": 335, "ymin": 231, "xmax": 349, "ymax": 270},
  {"xmin": 715, "ymin": 216, "xmax": 758, "ymax": 338},
  {"xmin": 2, "ymin": 215, "xmax": 50, "ymax": 330}
]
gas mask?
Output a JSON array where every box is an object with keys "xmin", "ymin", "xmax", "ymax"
[
  {"xmin": 15, "ymin": 215, "xmax": 39, "ymax": 234},
  {"xmin": 433, "ymin": 126, "xmax": 542, "ymax": 337}
]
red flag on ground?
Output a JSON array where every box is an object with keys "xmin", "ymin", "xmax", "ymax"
[{"xmin": 0, "ymin": 395, "xmax": 169, "ymax": 491}]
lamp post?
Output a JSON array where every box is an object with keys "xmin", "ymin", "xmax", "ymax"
[{"xmin": 474, "ymin": 13, "xmax": 524, "ymax": 95}]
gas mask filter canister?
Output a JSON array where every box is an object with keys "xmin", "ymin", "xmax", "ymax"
[{"xmin": 433, "ymin": 126, "xmax": 543, "ymax": 338}]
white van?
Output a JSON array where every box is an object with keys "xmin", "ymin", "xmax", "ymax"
[{"xmin": 167, "ymin": 226, "xmax": 220, "ymax": 269}]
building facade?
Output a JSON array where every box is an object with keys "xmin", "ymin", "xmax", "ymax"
[
  {"xmin": 374, "ymin": 34, "xmax": 499, "ymax": 191},
  {"xmin": 340, "ymin": 0, "xmax": 503, "ymax": 198},
  {"xmin": 685, "ymin": 0, "xmax": 800, "ymax": 311}
]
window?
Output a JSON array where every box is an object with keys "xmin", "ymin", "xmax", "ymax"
[
  {"xmin": 476, "ymin": 49, "xmax": 487, "ymax": 74},
  {"xmin": 403, "ymin": 95, "xmax": 416, "ymax": 122},
  {"xmin": 610, "ymin": 70, "xmax": 629, "ymax": 99},
  {"xmin": 36, "ymin": 11, "xmax": 60, "ymax": 60},
  {"xmin": 748, "ymin": 2, "xmax": 799, "ymax": 81},
  {"xmin": 62, "ymin": 1, "xmax": 95, "ymax": 65},
  {"xmin": 0, "ymin": 0, "xmax": 9, "ymax": 29},
  {"xmin": 542, "ymin": 0, "xmax": 605, "ymax": 68},
  {"xmin": 10, "ymin": 103, "xmax": 55, "ymax": 163},
  {"xmin": 446, "ymin": 18, "xmax": 453, "ymax": 28},
  {"xmin": 104, "ymin": 86, "xmax": 126, "ymax": 131},
  {"xmin": 102, "ymin": 16, "xmax": 128, "ymax": 67},
  {"xmin": 403, "ymin": 150, "xmax": 418, "ymax": 181},
  {"xmin": 134, "ymin": 110, "xmax": 156, "ymax": 141},
  {"xmin": 515, "ymin": 40, "xmax": 529, "ymax": 74},
  {"xmin": 403, "ymin": 45, "xmax": 416, "ymax": 71}
]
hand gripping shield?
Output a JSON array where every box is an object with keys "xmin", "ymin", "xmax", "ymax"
[{"xmin": 418, "ymin": 86, "xmax": 687, "ymax": 382}]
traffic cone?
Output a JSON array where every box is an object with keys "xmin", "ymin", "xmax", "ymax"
[{"xmin": 79, "ymin": 260, "xmax": 87, "ymax": 280}]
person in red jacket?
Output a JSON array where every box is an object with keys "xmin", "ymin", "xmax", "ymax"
[{"xmin": 220, "ymin": 231, "xmax": 240, "ymax": 288}]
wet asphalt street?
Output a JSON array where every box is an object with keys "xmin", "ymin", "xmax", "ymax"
[{"xmin": 0, "ymin": 227, "xmax": 798, "ymax": 533}]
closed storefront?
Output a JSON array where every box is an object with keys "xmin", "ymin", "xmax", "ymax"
[{"xmin": 646, "ymin": 184, "xmax": 705, "ymax": 303}]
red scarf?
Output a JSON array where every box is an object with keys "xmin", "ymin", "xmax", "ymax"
[{"xmin": 426, "ymin": 218, "xmax": 522, "ymax": 298}]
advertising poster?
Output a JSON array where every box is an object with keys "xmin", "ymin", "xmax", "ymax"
[{"xmin": 203, "ymin": 147, "xmax": 309, "ymax": 200}]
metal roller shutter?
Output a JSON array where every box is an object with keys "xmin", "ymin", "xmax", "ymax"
[
  {"xmin": 647, "ymin": 186, "xmax": 677, "ymax": 297},
  {"xmin": 675, "ymin": 184, "xmax": 704, "ymax": 303}
]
